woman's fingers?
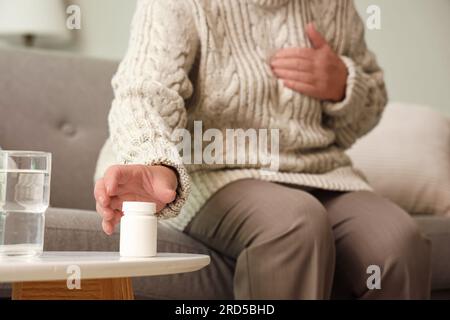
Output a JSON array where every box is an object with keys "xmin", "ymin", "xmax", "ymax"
[
  {"xmin": 104, "ymin": 211, "xmax": 122, "ymax": 234},
  {"xmin": 95, "ymin": 164, "xmax": 180, "ymax": 236},
  {"xmin": 305, "ymin": 22, "xmax": 329, "ymax": 49},
  {"xmin": 272, "ymin": 47, "xmax": 315, "ymax": 60},
  {"xmin": 103, "ymin": 165, "xmax": 135, "ymax": 196},
  {"xmin": 102, "ymin": 219, "xmax": 114, "ymax": 235},
  {"xmin": 109, "ymin": 196, "xmax": 125, "ymax": 212},
  {"xmin": 109, "ymin": 194, "xmax": 166, "ymax": 214},
  {"xmin": 270, "ymin": 54, "xmax": 319, "ymax": 98},
  {"xmin": 113, "ymin": 212, "xmax": 123, "ymax": 225},
  {"xmin": 99, "ymin": 204, "xmax": 122, "ymax": 235},
  {"xmin": 103, "ymin": 165, "xmax": 178, "ymax": 204},
  {"xmin": 272, "ymin": 68, "xmax": 315, "ymax": 85},
  {"xmin": 96, "ymin": 202, "xmax": 116, "ymax": 222},
  {"xmin": 270, "ymin": 58, "xmax": 313, "ymax": 73},
  {"xmin": 94, "ymin": 178, "xmax": 109, "ymax": 207},
  {"xmin": 283, "ymin": 80, "xmax": 319, "ymax": 99}
]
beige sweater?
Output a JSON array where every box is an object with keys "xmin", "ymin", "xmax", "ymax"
[{"xmin": 95, "ymin": 0, "xmax": 388, "ymax": 231}]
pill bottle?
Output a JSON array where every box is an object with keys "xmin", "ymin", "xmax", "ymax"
[{"xmin": 120, "ymin": 201, "xmax": 157, "ymax": 257}]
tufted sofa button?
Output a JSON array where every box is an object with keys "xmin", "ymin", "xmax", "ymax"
[{"xmin": 60, "ymin": 122, "xmax": 77, "ymax": 137}]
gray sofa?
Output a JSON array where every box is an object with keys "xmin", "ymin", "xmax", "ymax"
[{"xmin": 1, "ymin": 48, "xmax": 449, "ymax": 299}]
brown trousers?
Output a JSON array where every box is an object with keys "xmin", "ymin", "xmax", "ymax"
[{"xmin": 185, "ymin": 179, "xmax": 432, "ymax": 299}]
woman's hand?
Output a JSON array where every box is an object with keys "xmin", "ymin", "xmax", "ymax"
[
  {"xmin": 271, "ymin": 23, "xmax": 348, "ymax": 102},
  {"xmin": 94, "ymin": 165, "xmax": 178, "ymax": 235}
]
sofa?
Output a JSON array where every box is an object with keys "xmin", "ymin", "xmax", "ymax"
[{"xmin": 1, "ymin": 48, "xmax": 449, "ymax": 299}]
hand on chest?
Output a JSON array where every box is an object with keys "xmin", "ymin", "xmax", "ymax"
[{"xmin": 201, "ymin": 1, "xmax": 348, "ymax": 112}]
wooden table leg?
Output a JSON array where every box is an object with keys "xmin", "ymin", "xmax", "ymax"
[{"xmin": 12, "ymin": 278, "xmax": 134, "ymax": 300}]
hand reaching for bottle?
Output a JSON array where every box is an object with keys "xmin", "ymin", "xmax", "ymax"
[{"xmin": 94, "ymin": 165, "xmax": 178, "ymax": 235}]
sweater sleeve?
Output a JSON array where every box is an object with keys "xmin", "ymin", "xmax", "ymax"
[
  {"xmin": 321, "ymin": 0, "xmax": 388, "ymax": 149},
  {"xmin": 108, "ymin": 0, "xmax": 199, "ymax": 219}
]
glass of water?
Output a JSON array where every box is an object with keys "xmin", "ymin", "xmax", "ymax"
[{"xmin": 0, "ymin": 151, "xmax": 51, "ymax": 257}]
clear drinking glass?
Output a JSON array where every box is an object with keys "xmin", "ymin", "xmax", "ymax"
[{"xmin": 0, "ymin": 151, "xmax": 51, "ymax": 257}]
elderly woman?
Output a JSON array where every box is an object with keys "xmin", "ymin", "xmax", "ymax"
[{"xmin": 94, "ymin": 0, "xmax": 431, "ymax": 299}]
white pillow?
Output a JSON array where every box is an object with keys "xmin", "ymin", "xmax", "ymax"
[{"xmin": 347, "ymin": 102, "xmax": 450, "ymax": 216}]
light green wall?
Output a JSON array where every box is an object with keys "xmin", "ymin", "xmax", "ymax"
[
  {"xmin": 68, "ymin": 0, "xmax": 137, "ymax": 59},
  {"xmin": 69, "ymin": 0, "xmax": 449, "ymax": 114},
  {"xmin": 354, "ymin": 0, "xmax": 450, "ymax": 115}
]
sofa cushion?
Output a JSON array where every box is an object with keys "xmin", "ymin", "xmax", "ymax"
[{"xmin": 348, "ymin": 102, "xmax": 450, "ymax": 216}]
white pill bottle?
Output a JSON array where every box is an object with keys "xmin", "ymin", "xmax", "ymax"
[{"xmin": 120, "ymin": 201, "xmax": 157, "ymax": 257}]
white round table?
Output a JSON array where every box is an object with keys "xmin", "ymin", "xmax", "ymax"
[{"xmin": 0, "ymin": 252, "xmax": 210, "ymax": 300}]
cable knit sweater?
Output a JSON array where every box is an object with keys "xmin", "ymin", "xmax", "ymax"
[{"xmin": 95, "ymin": 0, "xmax": 388, "ymax": 231}]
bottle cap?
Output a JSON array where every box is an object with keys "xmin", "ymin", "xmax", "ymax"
[{"xmin": 122, "ymin": 201, "xmax": 156, "ymax": 215}]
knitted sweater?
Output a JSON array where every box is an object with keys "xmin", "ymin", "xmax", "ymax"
[{"xmin": 95, "ymin": 0, "xmax": 388, "ymax": 231}]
